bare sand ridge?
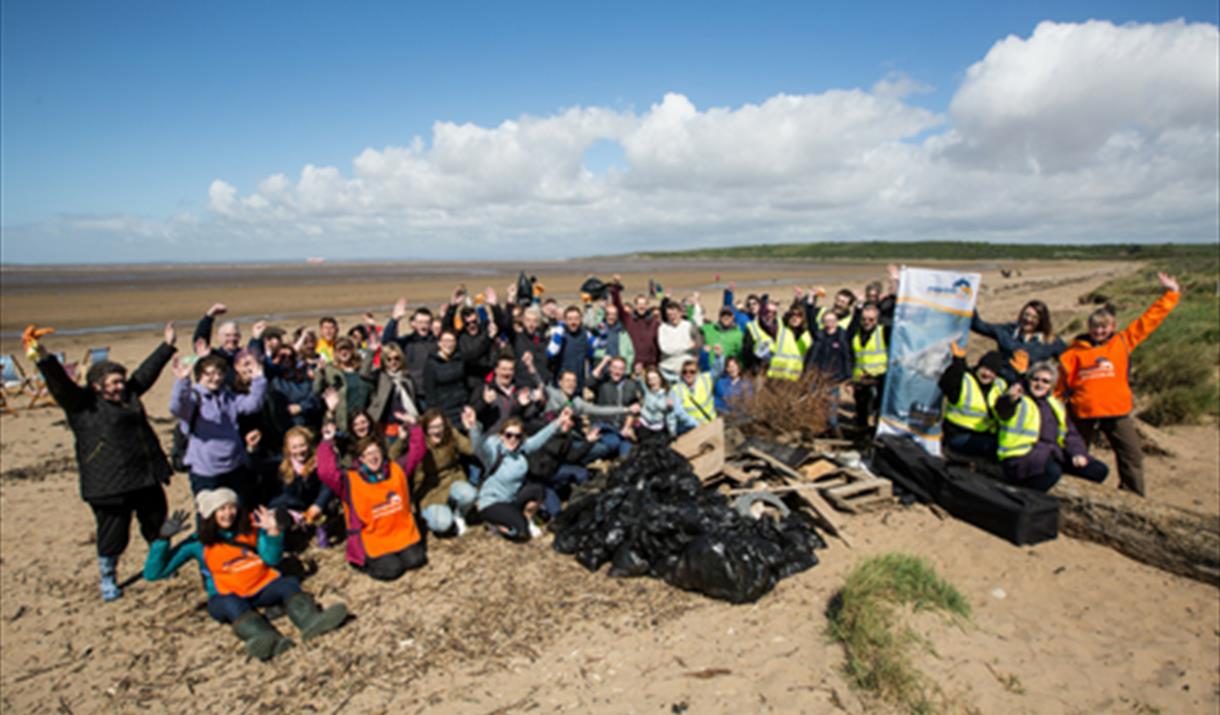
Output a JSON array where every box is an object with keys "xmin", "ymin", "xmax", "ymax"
[{"xmin": 1, "ymin": 259, "xmax": 1216, "ymax": 714}]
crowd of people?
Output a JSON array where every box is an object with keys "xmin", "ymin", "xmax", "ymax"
[{"xmin": 27, "ymin": 267, "xmax": 1181, "ymax": 660}]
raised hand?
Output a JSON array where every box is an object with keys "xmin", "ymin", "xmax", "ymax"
[
  {"xmin": 521, "ymin": 350, "xmax": 534, "ymax": 369},
  {"xmin": 585, "ymin": 425, "xmax": 602, "ymax": 442},
  {"xmin": 253, "ymin": 506, "xmax": 280, "ymax": 537},
  {"xmin": 483, "ymin": 385, "xmax": 496, "ymax": 405},
  {"xmin": 460, "ymin": 405, "xmax": 478, "ymax": 431},
  {"xmin": 1158, "ymin": 272, "xmax": 1180, "ymax": 293},
  {"xmin": 516, "ymin": 389, "xmax": 533, "ymax": 407},
  {"xmin": 206, "ymin": 303, "xmax": 228, "ymax": 318},
  {"xmin": 171, "ymin": 357, "xmax": 192, "ymax": 381},
  {"xmin": 392, "ymin": 297, "xmax": 408, "ymax": 321},
  {"xmin": 252, "ymin": 320, "xmax": 267, "ymax": 340},
  {"xmin": 628, "ymin": 403, "xmax": 642, "ymax": 415},
  {"xmin": 1007, "ymin": 383, "xmax": 1025, "ymax": 399},
  {"xmin": 245, "ymin": 429, "xmax": 262, "ymax": 453},
  {"xmin": 321, "ymin": 422, "xmax": 337, "ymax": 441},
  {"xmin": 158, "ymin": 510, "xmax": 191, "ymax": 540},
  {"xmin": 1009, "ymin": 349, "xmax": 1030, "ymax": 375},
  {"xmin": 485, "ymin": 286, "xmax": 498, "ymax": 306},
  {"xmin": 193, "ymin": 338, "xmax": 210, "ymax": 359},
  {"xmin": 1071, "ymin": 455, "xmax": 1088, "ymax": 469},
  {"xmin": 950, "ymin": 341, "xmax": 966, "ymax": 359},
  {"xmin": 558, "ymin": 405, "xmax": 574, "ymax": 424},
  {"xmin": 164, "ymin": 321, "xmax": 177, "ymax": 346},
  {"xmin": 322, "ymin": 388, "xmax": 341, "ymax": 413}
]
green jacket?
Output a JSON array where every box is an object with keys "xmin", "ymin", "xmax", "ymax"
[{"xmin": 701, "ymin": 322, "xmax": 744, "ymax": 362}]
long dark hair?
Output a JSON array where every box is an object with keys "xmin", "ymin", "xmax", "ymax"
[
  {"xmin": 198, "ymin": 504, "xmax": 253, "ymax": 546},
  {"xmin": 1020, "ymin": 300, "xmax": 1054, "ymax": 339}
]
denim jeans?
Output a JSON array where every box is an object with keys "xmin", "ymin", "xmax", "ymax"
[
  {"xmin": 538, "ymin": 464, "xmax": 590, "ymax": 521},
  {"xmin": 206, "ymin": 576, "xmax": 301, "ymax": 623},
  {"xmin": 420, "ymin": 480, "xmax": 478, "ymax": 534}
]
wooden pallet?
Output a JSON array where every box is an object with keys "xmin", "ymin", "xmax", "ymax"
[{"xmin": 823, "ymin": 476, "xmax": 895, "ymax": 513}]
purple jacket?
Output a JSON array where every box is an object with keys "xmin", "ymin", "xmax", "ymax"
[
  {"xmin": 1001, "ymin": 396, "xmax": 1086, "ymax": 484},
  {"xmin": 170, "ymin": 377, "xmax": 266, "ymax": 477}
]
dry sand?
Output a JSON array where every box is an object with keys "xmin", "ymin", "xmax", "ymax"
[{"xmin": 1, "ymin": 258, "xmax": 1217, "ymax": 714}]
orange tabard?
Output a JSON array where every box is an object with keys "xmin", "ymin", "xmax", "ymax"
[
  {"xmin": 202, "ymin": 532, "xmax": 279, "ymax": 597},
  {"xmin": 347, "ymin": 462, "xmax": 421, "ymax": 559}
]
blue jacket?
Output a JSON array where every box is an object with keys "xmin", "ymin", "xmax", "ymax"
[
  {"xmin": 471, "ymin": 416, "xmax": 562, "ymax": 511},
  {"xmin": 971, "ymin": 312, "xmax": 1067, "ymax": 381}
]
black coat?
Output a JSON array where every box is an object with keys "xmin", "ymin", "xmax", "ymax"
[
  {"xmin": 423, "ymin": 352, "xmax": 469, "ymax": 424},
  {"xmin": 39, "ymin": 343, "xmax": 176, "ymax": 501}
]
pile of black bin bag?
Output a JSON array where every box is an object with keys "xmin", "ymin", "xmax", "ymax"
[{"xmin": 551, "ymin": 441, "xmax": 826, "ymax": 604}]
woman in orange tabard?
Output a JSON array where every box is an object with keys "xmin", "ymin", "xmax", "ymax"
[
  {"xmin": 143, "ymin": 488, "xmax": 347, "ymax": 661},
  {"xmin": 317, "ymin": 424, "xmax": 428, "ymax": 580}
]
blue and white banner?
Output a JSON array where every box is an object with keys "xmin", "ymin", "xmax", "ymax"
[{"xmin": 876, "ymin": 267, "xmax": 981, "ymax": 455}]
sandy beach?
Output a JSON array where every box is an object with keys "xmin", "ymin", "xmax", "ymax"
[{"xmin": 1, "ymin": 257, "xmax": 1216, "ymax": 714}]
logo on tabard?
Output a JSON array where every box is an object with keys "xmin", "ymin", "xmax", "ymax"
[{"xmin": 371, "ymin": 491, "xmax": 404, "ymax": 520}]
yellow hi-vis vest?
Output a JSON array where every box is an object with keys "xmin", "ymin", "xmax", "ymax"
[
  {"xmin": 746, "ymin": 320, "xmax": 775, "ymax": 359},
  {"xmin": 850, "ymin": 328, "xmax": 888, "ymax": 380},
  {"xmin": 677, "ymin": 373, "xmax": 717, "ymax": 424},
  {"xmin": 816, "ymin": 306, "xmax": 854, "ymax": 333},
  {"xmin": 997, "ymin": 394, "xmax": 1067, "ymax": 461},
  {"xmin": 766, "ymin": 326, "xmax": 807, "ymax": 381},
  {"xmin": 945, "ymin": 374, "xmax": 1007, "ymax": 433}
]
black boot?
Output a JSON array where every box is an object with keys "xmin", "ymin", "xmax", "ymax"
[
  {"xmin": 285, "ymin": 593, "xmax": 348, "ymax": 642},
  {"xmin": 232, "ymin": 612, "xmax": 295, "ymax": 661}
]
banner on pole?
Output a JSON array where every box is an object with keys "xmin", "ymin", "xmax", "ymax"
[{"xmin": 876, "ymin": 267, "xmax": 981, "ymax": 455}]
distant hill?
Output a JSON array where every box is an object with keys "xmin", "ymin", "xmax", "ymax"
[{"xmin": 625, "ymin": 241, "xmax": 1218, "ymax": 262}]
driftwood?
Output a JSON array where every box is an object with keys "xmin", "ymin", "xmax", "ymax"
[{"xmin": 1050, "ymin": 478, "xmax": 1220, "ymax": 587}]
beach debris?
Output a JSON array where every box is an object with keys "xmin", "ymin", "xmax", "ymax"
[{"xmin": 552, "ymin": 441, "xmax": 825, "ymax": 604}]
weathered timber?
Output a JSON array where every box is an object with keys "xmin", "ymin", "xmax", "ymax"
[{"xmin": 1050, "ymin": 478, "xmax": 1220, "ymax": 587}]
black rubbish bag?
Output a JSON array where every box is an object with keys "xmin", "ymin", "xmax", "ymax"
[
  {"xmin": 667, "ymin": 535, "xmax": 774, "ymax": 604},
  {"xmin": 551, "ymin": 441, "xmax": 825, "ymax": 603}
]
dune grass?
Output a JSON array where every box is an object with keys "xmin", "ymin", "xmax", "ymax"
[
  {"xmin": 827, "ymin": 554, "xmax": 971, "ymax": 714},
  {"xmin": 1079, "ymin": 250, "xmax": 1220, "ymax": 425}
]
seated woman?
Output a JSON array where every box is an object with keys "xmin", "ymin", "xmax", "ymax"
[
  {"xmin": 993, "ymin": 361, "xmax": 1108, "ymax": 492},
  {"xmin": 471, "ymin": 408, "xmax": 567, "ymax": 542},
  {"xmin": 634, "ymin": 367, "xmax": 698, "ymax": 445},
  {"xmin": 317, "ymin": 425, "xmax": 428, "ymax": 580},
  {"xmin": 412, "ymin": 408, "xmax": 478, "ymax": 535},
  {"xmin": 143, "ymin": 489, "xmax": 347, "ymax": 661},
  {"xmin": 267, "ymin": 427, "xmax": 335, "ymax": 548},
  {"xmin": 972, "ymin": 300, "xmax": 1066, "ymax": 382}
]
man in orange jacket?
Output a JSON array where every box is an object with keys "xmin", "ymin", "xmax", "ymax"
[{"xmin": 1056, "ymin": 272, "xmax": 1180, "ymax": 496}]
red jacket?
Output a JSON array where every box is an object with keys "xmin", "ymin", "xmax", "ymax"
[
  {"xmin": 1057, "ymin": 290, "xmax": 1179, "ymax": 419},
  {"xmin": 610, "ymin": 284, "xmax": 660, "ymax": 368}
]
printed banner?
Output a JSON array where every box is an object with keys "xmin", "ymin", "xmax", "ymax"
[{"xmin": 876, "ymin": 267, "xmax": 981, "ymax": 455}]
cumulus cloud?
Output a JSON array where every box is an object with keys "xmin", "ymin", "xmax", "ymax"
[{"xmin": 4, "ymin": 19, "xmax": 1216, "ymax": 261}]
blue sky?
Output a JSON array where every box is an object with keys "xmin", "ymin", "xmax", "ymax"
[{"xmin": 2, "ymin": 1, "xmax": 1218, "ymax": 262}]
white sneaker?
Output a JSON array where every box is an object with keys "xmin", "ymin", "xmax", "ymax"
[
  {"xmin": 453, "ymin": 515, "xmax": 468, "ymax": 536},
  {"xmin": 528, "ymin": 521, "xmax": 543, "ymax": 540}
]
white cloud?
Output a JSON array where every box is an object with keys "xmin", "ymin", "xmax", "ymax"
[{"xmin": 4, "ymin": 19, "xmax": 1216, "ymax": 262}]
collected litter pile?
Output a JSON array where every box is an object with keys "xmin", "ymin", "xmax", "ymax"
[{"xmin": 552, "ymin": 441, "xmax": 826, "ymax": 604}]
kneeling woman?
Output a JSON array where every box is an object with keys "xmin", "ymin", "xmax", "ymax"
[
  {"xmin": 317, "ymin": 426, "xmax": 428, "ymax": 580},
  {"xmin": 143, "ymin": 489, "xmax": 347, "ymax": 661},
  {"xmin": 993, "ymin": 361, "xmax": 1108, "ymax": 492}
]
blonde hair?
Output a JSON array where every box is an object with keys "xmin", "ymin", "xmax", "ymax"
[{"xmin": 278, "ymin": 426, "xmax": 317, "ymax": 485}]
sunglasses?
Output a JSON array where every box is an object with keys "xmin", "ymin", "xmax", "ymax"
[
  {"xmin": 503, "ymin": 431, "xmax": 523, "ymax": 439},
  {"xmin": 1030, "ymin": 377, "xmax": 1053, "ymax": 385}
]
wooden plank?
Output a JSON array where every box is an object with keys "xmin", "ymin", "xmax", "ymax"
[
  {"xmin": 746, "ymin": 446, "xmax": 851, "ymax": 547},
  {"xmin": 725, "ymin": 483, "xmax": 832, "ymax": 496},
  {"xmin": 800, "ymin": 459, "xmax": 842, "ymax": 483},
  {"xmin": 671, "ymin": 419, "xmax": 726, "ymax": 483},
  {"xmin": 826, "ymin": 478, "xmax": 893, "ymax": 500},
  {"xmin": 719, "ymin": 464, "xmax": 753, "ymax": 484}
]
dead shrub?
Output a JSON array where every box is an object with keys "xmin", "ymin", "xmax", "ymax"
[{"xmin": 729, "ymin": 368, "xmax": 835, "ymax": 440}]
